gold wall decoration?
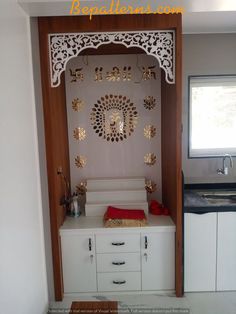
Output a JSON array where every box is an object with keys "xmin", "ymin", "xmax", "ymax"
[
  {"xmin": 90, "ymin": 94, "xmax": 138, "ymax": 142},
  {"xmin": 94, "ymin": 66, "xmax": 132, "ymax": 82},
  {"xmin": 75, "ymin": 155, "xmax": 87, "ymax": 168},
  {"xmin": 143, "ymin": 96, "xmax": 156, "ymax": 110},
  {"xmin": 145, "ymin": 180, "xmax": 157, "ymax": 193},
  {"xmin": 73, "ymin": 127, "xmax": 86, "ymax": 141},
  {"xmin": 144, "ymin": 153, "xmax": 157, "ymax": 166},
  {"xmin": 106, "ymin": 66, "xmax": 121, "ymax": 82},
  {"xmin": 72, "ymin": 98, "xmax": 85, "ymax": 112},
  {"xmin": 142, "ymin": 66, "xmax": 156, "ymax": 80},
  {"xmin": 70, "ymin": 68, "xmax": 84, "ymax": 82},
  {"xmin": 94, "ymin": 67, "xmax": 103, "ymax": 82},
  {"xmin": 76, "ymin": 181, "xmax": 87, "ymax": 195},
  {"xmin": 144, "ymin": 125, "xmax": 156, "ymax": 139},
  {"xmin": 122, "ymin": 66, "xmax": 132, "ymax": 81}
]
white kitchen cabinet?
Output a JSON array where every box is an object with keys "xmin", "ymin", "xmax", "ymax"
[
  {"xmin": 61, "ymin": 234, "xmax": 97, "ymax": 293},
  {"xmin": 217, "ymin": 212, "xmax": 236, "ymax": 291},
  {"xmin": 60, "ymin": 215, "xmax": 176, "ymax": 294},
  {"xmin": 184, "ymin": 212, "xmax": 217, "ymax": 292},
  {"xmin": 141, "ymin": 232, "xmax": 175, "ymax": 290}
]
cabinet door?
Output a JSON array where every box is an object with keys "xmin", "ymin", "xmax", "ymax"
[
  {"xmin": 217, "ymin": 212, "xmax": 236, "ymax": 291},
  {"xmin": 141, "ymin": 232, "xmax": 175, "ymax": 290},
  {"xmin": 184, "ymin": 213, "xmax": 217, "ymax": 292},
  {"xmin": 61, "ymin": 234, "xmax": 97, "ymax": 293}
]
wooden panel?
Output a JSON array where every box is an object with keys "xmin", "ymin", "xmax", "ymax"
[
  {"xmin": 38, "ymin": 22, "xmax": 71, "ymax": 300},
  {"xmin": 38, "ymin": 13, "xmax": 183, "ymax": 299},
  {"xmin": 79, "ymin": 43, "xmax": 145, "ymax": 55},
  {"xmin": 39, "ymin": 14, "xmax": 182, "ymax": 33},
  {"xmin": 161, "ymin": 15, "xmax": 183, "ymax": 297}
]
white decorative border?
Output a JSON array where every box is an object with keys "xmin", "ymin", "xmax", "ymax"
[{"xmin": 49, "ymin": 30, "xmax": 175, "ymax": 87}]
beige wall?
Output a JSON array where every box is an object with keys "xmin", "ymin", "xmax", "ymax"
[
  {"xmin": 0, "ymin": 2, "xmax": 48, "ymax": 313},
  {"xmin": 182, "ymin": 34, "xmax": 236, "ymax": 184},
  {"xmin": 30, "ymin": 18, "xmax": 54, "ymax": 301}
]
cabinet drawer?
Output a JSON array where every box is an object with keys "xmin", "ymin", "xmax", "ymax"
[
  {"xmin": 97, "ymin": 253, "xmax": 140, "ymax": 272},
  {"xmin": 96, "ymin": 234, "xmax": 140, "ymax": 253},
  {"xmin": 97, "ymin": 272, "xmax": 141, "ymax": 292}
]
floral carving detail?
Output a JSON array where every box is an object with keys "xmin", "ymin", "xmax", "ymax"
[
  {"xmin": 72, "ymin": 98, "xmax": 85, "ymax": 112},
  {"xmin": 75, "ymin": 155, "xmax": 87, "ymax": 168},
  {"xmin": 73, "ymin": 127, "xmax": 86, "ymax": 141},
  {"xmin": 90, "ymin": 94, "xmax": 138, "ymax": 142},
  {"xmin": 144, "ymin": 153, "xmax": 157, "ymax": 166},
  {"xmin": 145, "ymin": 180, "xmax": 157, "ymax": 193},
  {"xmin": 49, "ymin": 31, "xmax": 175, "ymax": 87},
  {"xmin": 143, "ymin": 96, "xmax": 156, "ymax": 110},
  {"xmin": 144, "ymin": 125, "xmax": 156, "ymax": 139}
]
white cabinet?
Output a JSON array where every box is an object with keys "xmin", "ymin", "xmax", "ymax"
[
  {"xmin": 184, "ymin": 211, "xmax": 236, "ymax": 292},
  {"xmin": 97, "ymin": 272, "xmax": 141, "ymax": 292},
  {"xmin": 217, "ymin": 212, "xmax": 236, "ymax": 291},
  {"xmin": 96, "ymin": 233, "xmax": 140, "ymax": 253},
  {"xmin": 141, "ymin": 232, "xmax": 175, "ymax": 290},
  {"xmin": 61, "ymin": 234, "xmax": 97, "ymax": 293},
  {"xmin": 96, "ymin": 233, "xmax": 141, "ymax": 292},
  {"xmin": 184, "ymin": 213, "xmax": 217, "ymax": 292},
  {"xmin": 60, "ymin": 215, "xmax": 176, "ymax": 294},
  {"xmin": 97, "ymin": 252, "xmax": 141, "ymax": 272}
]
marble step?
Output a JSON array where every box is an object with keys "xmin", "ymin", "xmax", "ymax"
[
  {"xmin": 86, "ymin": 177, "xmax": 145, "ymax": 191},
  {"xmin": 86, "ymin": 189, "xmax": 147, "ymax": 203},
  {"xmin": 85, "ymin": 201, "xmax": 149, "ymax": 217}
]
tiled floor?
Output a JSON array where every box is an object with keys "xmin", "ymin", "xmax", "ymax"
[{"xmin": 48, "ymin": 291, "xmax": 236, "ymax": 314}]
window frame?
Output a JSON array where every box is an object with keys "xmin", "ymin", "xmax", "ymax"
[{"xmin": 188, "ymin": 74, "xmax": 236, "ymax": 159}]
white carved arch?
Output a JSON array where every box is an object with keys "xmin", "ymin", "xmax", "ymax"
[{"xmin": 49, "ymin": 30, "xmax": 175, "ymax": 87}]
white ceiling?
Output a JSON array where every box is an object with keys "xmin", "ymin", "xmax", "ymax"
[{"xmin": 19, "ymin": 0, "xmax": 236, "ymax": 34}]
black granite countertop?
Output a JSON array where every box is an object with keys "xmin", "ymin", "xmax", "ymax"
[{"xmin": 184, "ymin": 184, "xmax": 236, "ymax": 214}]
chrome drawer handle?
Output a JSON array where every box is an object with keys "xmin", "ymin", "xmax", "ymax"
[
  {"xmin": 88, "ymin": 238, "xmax": 92, "ymax": 251},
  {"xmin": 111, "ymin": 242, "xmax": 125, "ymax": 246},
  {"xmin": 113, "ymin": 280, "xmax": 126, "ymax": 285},
  {"xmin": 144, "ymin": 236, "xmax": 148, "ymax": 249},
  {"xmin": 112, "ymin": 261, "xmax": 126, "ymax": 266}
]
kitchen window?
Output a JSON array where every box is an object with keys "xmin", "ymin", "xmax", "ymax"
[{"xmin": 188, "ymin": 75, "xmax": 236, "ymax": 158}]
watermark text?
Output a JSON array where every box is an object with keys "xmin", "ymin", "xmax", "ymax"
[{"xmin": 70, "ymin": 0, "xmax": 185, "ymax": 20}]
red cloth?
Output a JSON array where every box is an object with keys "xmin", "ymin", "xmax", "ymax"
[
  {"xmin": 149, "ymin": 200, "xmax": 170, "ymax": 216},
  {"xmin": 104, "ymin": 206, "xmax": 146, "ymax": 220}
]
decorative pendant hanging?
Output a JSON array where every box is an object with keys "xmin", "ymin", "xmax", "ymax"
[{"xmin": 49, "ymin": 30, "xmax": 175, "ymax": 87}]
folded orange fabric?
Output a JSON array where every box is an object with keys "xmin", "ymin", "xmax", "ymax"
[{"xmin": 104, "ymin": 206, "xmax": 146, "ymax": 220}]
